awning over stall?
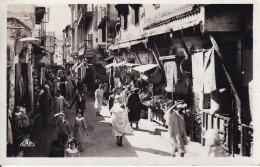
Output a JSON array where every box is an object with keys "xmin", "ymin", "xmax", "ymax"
[
  {"xmin": 133, "ymin": 64, "xmax": 158, "ymax": 73},
  {"xmin": 114, "ymin": 61, "xmax": 127, "ymax": 67},
  {"xmin": 105, "ymin": 62, "xmax": 117, "ymax": 69},
  {"xmin": 72, "ymin": 62, "xmax": 80, "ymax": 70},
  {"xmin": 124, "ymin": 63, "xmax": 140, "ymax": 67},
  {"xmin": 108, "ymin": 39, "xmax": 147, "ymax": 51}
]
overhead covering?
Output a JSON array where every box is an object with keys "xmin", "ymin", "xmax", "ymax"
[
  {"xmin": 98, "ymin": 60, "xmax": 108, "ymax": 69},
  {"xmin": 20, "ymin": 37, "xmax": 39, "ymax": 43},
  {"xmin": 124, "ymin": 63, "xmax": 140, "ymax": 67},
  {"xmin": 143, "ymin": 7, "xmax": 204, "ymax": 37},
  {"xmin": 133, "ymin": 64, "xmax": 158, "ymax": 73},
  {"xmin": 159, "ymin": 55, "xmax": 176, "ymax": 61},
  {"xmin": 114, "ymin": 61, "xmax": 127, "ymax": 67},
  {"xmin": 72, "ymin": 62, "xmax": 80, "ymax": 70},
  {"xmin": 105, "ymin": 62, "xmax": 117, "ymax": 69},
  {"xmin": 108, "ymin": 39, "xmax": 147, "ymax": 51},
  {"xmin": 104, "ymin": 56, "xmax": 114, "ymax": 61}
]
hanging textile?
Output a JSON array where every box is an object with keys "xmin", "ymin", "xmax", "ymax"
[
  {"xmin": 192, "ymin": 51, "xmax": 204, "ymax": 93},
  {"xmin": 192, "ymin": 48, "xmax": 216, "ymax": 93},
  {"xmin": 17, "ymin": 75, "xmax": 24, "ymax": 105},
  {"xmin": 114, "ymin": 77, "xmax": 121, "ymax": 88},
  {"xmin": 203, "ymin": 49, "xmax": 216, "ymax": 93},
  {"xmin": 164, "ymin": 61, "xmax": 178, "ymax": 92}
]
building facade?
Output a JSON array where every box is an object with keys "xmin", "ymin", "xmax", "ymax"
[
  {"xmin": 54, "ymin": 39, "xmax": 64, "ymax": 66},
  {"xmin": 108, "ymin": 4, "xmax": 253, "ymax": 156},
  {"xmin": 7, "ymin": 4, "xmax": 47, "ymax": 151}
]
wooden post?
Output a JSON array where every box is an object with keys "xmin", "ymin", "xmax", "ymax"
[
  {"xmin": 209, "ymin": 34, "xmax": 241, "ymax": 156},
  {"xmin": 209, "ymin": 34, "xmax": 241, "ymax": 122},
  {"xmin": 133, "ymin": 52, "xmax": 142, "ymax": 65}
]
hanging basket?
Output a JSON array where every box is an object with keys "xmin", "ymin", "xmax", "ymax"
[{"xmin": 180, "ymin": 58, "xmax": 191, "ymax": 75}]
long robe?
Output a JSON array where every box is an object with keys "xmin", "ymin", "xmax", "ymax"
[
  {"xmin": 39, "ymin": 92, "xmax": 52, "ymax": 117},
  {"xmin": 52, "ymin": 96, "xmax": 70, "ymax": 114},
  {"xmin": 71, "ymin": 93, "xmax": 86, "ymax": 114},
  {"xmin": 164, "ymin": 108, "xmax": 188, "ymax": 153},
  {"xmin": 66, "ymin": 76, "xmax": 73, "ymax": 99},
  {"xmin": 110, "ymin": 102, "xmax": 133, "ymax": 136},
  {"xmin": 73, "ymin": 117, "xmax": 88, "ymax": 143},
  {"xmin": 60, "ymin": 76, "xmax": 67, "ymax": 98},
  {"xmin": 127, "ymin": 93, "xmax": 147, "ymax": 122},
  {"xmin": 94, "ymin": 89, "xmax": 104, "ymax": 111}
]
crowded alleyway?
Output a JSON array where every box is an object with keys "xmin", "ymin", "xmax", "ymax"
[
  {"xmin": 23, "ymin": 93, "xmax": 208, "ymax": 157},
  {"xmin": 5, "ymin": 4, "xmax": 254, "ymax": 165}
]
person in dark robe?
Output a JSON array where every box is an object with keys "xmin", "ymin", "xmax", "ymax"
[
  {"xmin": 77, "ymin": 77, "xmax": 84, "ymax": 95},
  {"xmin": 127, "ymin": 88, "xmax": 148, "ymax": 129},
  {"xmin": 70, "ymin": 89, "xmax": 86, "ymax": 115},
  {"xmin": 48, "ymin": 140, "xmax": 63, "ymax": 157},
  {"xmin": 39, "ymin": 85, "xmax": 52, "ymax": 126},
  {"xmin": 60, "ymin": 74, "xmax": 67, "ymax": 98}
]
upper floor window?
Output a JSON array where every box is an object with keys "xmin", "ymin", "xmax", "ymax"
[{"xmin": 130, "ymin": 5, "xmax": 141, "ymax": 26}]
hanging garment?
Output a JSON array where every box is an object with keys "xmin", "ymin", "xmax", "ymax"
[
  {"xmin": 164, "ymin": 61, "xmax": 178, "ymax": 92},
  {"xmin": 203, "ymin": 49, "xmax": 216, "ymax": 93},
  {"xmin": 114, "ymin": 78, "xmax": 121, "ymax": 88},
  {"xmin": 192, "ymin": 51, "xmax": 204, "ymax": 93}
]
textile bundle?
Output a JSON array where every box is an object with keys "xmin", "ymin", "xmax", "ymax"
[{"xmin": 164, "ymin": 61, "xmax": 178, "ymax": 92}]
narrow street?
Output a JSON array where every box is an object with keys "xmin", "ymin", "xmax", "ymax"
[{"xmin": 23, "ymin": 94, "xmax": 208, "ymax": 157}]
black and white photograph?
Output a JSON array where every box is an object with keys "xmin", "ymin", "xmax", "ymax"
[{"xmin": 0, "ymin": 0, "xmax": 259, "ymax": 166}]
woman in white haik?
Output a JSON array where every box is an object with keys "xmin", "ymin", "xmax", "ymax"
[
  {"xmin": 164, "ymin": 101, "xmax": 188, "ymax": 157},
  {"xmin": 73, "ymin": 111, "xmax": 88, "ymax": 152},
  {"xmin": 110, "ymin": 94, "xmax": 133, "ymax": 146}
]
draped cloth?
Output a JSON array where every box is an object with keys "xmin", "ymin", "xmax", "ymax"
[
  {"xmin": 192, "ymin": 48, "xmax": 216, "ymax": 93},
  {"xmin": 164, "ymin": 61, "xmax": 178, "ymax": 92},
  {"xmin": 110, "ymin": 102, "xmax": 133, "ymax": 136},
  {"xmin": 203, "ymin": 49, "xmax": 216, "ymax": 93},
  {"xmin": 192, "ymin": 52, "xmax": 204, "ymax": 93}
]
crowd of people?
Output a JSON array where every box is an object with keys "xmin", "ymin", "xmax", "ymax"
[{"xmin": 32, "ymin": 68, "xmax": 228, "ymax": 158}]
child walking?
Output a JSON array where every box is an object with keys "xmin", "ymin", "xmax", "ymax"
[
  {"xmin": 205, "ymin": 129, "xmax": 228, "ymax": 157},
  {"xmin": 64, "ymin": 137, "xmax": 80, "ymax": 157},
  {"xmin": 73, "ymin": 111, "xmax": 88, "ymax": 152}
]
